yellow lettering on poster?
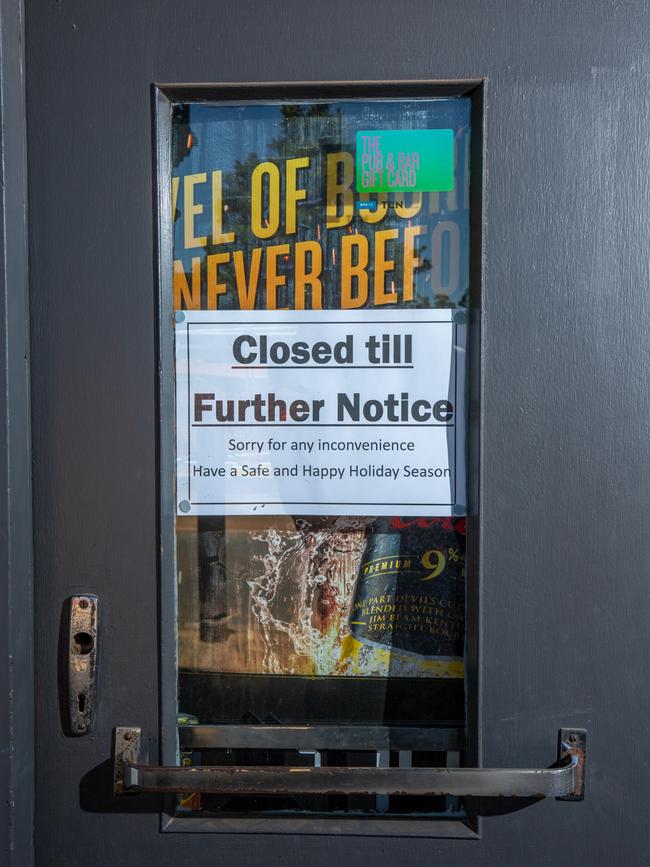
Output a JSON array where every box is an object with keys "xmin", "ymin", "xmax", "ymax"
[
  {"xmin": 294, "ymin": 240, "xmax": 323, "ymax": 309},
  {"xmin": 359, "ymin": 193, "xmax": 388, "ymax": 224},
  {"xmin": 266, "ymin": 244, "xmax": 290, "ymax": 309},
  {"xmin": 173, "ymin": 257, "xmax": 201, "ymax": 310},
  {"xmin": 285, "ymin": 157, "xmax": 309, "ymax": 235},
  {"xmin": 206, "ymin": 252, "xmax": 230, "ymax": 309},
  {"xmin": 171, "ymin": 177, "xmax": 180, "ymax": 217},
  {"xmin": 233, "ymin": 248, "xmax": 262, "ymax": 310},
  {"xmin": 183, "ymin": 173, "xmax": 208, "ymax": 249},
  {"xmin": 326, "ymin": 152, "xmax": 353, "ymax": 228},
  {"xmin": 403, "ymin": 225, "xmax": 425, "ymax": 301},
  {"xmin": 395, "ymin": 192, "xmax": 423, "ymax": 219},
  {"xmin": 374, "ymin": 229, "xmax": 399, "ymax": 306},
  {"xmin": 340, "ymin": 234, "xmax": 369, "ymax": 309},
  {"xmin": 251, "ymin": 162, "xmax": 280, "ymax": 239},
  {"xmin": 211, "ymin": 171, "xmax": 235, "ymax": 245}
]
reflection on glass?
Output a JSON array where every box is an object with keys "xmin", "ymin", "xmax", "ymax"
[{"xmin": 171, "ymin": 98, "xmax": 471, "ymax": 817}]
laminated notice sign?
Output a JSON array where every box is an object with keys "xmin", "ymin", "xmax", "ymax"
[{"xmin": 175, "ymin": 309, "xmax": 466, "ymax": 517}]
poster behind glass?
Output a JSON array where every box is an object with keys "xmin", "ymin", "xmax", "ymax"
[{"xmin": 172, "ymin": 98, "xmax": 470, "ymax": 724}]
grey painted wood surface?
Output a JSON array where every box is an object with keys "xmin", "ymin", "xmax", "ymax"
[{"xmin": 26, "ymin": 0, "xmax": 650, "ymax": 864}]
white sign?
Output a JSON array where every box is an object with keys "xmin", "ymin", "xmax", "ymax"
[{"xmin": 175, "ymin": 310, "xmax": 466, "ymax": 516}]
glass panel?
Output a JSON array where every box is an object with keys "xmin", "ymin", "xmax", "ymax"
[{"xmin": 169, "ymin": 95, "xmax": 472, "ymax": 817}]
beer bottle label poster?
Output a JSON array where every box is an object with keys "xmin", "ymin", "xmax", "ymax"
[
  {"xmin": 172, "ymin": 97, "xmax": 470, "ymax": 680},
  {"xmin": 175, "ymin": 309, "xmax": 466, "ymax": 517}
]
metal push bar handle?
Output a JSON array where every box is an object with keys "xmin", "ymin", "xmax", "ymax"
[{"xmin": 113, "ymin": 727, "xmax": 586, "ymax": 800}]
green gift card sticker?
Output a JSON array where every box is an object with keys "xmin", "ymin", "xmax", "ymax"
[{"xmin": 356, "ymin": 129, "xmax": 454, "ymax": 193}]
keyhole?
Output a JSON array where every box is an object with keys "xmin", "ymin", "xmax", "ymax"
[
  {"xmin": 73, "ymin": 631, "xmax": 94, "ymax": 654},
  {"xmin": 77, "ymin": 692, "xmax": 86, "ymax": 713}
]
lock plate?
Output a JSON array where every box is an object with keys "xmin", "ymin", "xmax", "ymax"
[{"xmin": 67, "ymin": 594, "xmax": 98, "ymax": 736}]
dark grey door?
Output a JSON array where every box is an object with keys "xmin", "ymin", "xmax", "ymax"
[{"xmin": 27, "ymin": 1, "xmax": 650, "ymax": 864}]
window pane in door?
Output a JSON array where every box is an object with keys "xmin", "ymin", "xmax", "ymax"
[{"xmin": 168, "ymin": 97, "xmax": 472, "ymax": 817}]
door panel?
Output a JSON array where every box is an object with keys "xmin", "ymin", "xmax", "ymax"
[{"xmin": 28, "ymin": 1, "xmax": 650, "ymax": 864}]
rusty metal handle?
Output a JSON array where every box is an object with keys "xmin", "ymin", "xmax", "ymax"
[{"xmin": 113, "ymin": 727, "xmax": 586, "ymax": 801}]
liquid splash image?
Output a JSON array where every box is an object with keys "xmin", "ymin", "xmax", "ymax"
[{"xmin": 247, "ymin": 517, "xmax": 367, "ymax": 675}]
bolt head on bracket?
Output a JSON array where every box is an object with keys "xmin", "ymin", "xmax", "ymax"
[
  {"xmin": 556, "ymin": 728, "xmax": 587, "ymax": 801},
  {"xmin": 113, "ymin": 727, "xmax": 142, "ymax": 795}
]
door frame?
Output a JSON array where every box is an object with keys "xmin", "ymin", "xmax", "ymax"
[
  {"xmin": 0, "ymin": 1, "xmax": 34, "ymax": 865},
  {"xmin": 154, "ymin": 79, "xmax": 484, "ymax": 836}
]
